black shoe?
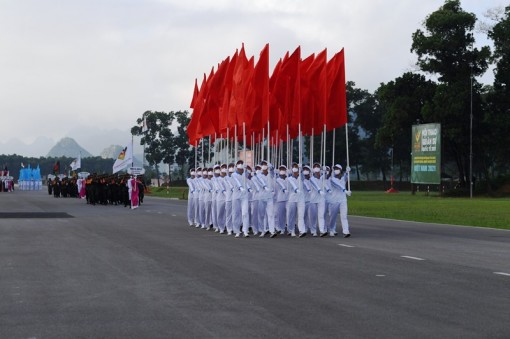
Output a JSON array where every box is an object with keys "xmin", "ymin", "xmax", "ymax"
[
  {"xmin": 320, "ymin": 232, "xmax": 328, "ymax": 237},
  {"xmin": 270, "ymin": 233, "xmax": 277, "ymax": 238},
  {"xmin": 299, "ymin": 233, "xmax": 306, "ymax": 238},
  {"xmin": 344, "ymin": 233, "xmax": 351, "ymax": 238}
]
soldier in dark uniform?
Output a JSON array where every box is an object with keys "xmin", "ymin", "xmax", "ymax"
[
  {"xmin": 120, "ymin": 177, "xmax": 129, "ymax": 207},
  {"xmin": 53, "ymin": 178, "xmax": 61, "ymax": 198},
  {"xmin": 137, "ymin": 176, "xmax": 145, "ymax": 204},
  {"xmin": 47, "ymin": 178, "xmax": 53, "ymax": 195}
]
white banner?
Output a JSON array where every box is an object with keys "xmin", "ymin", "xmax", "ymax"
[
  {"xmin": 112, "ymin": 142, "xmax": 133, "ymax": 174},
  {"xmin": 70, "ymin": 154, "xmax": 81, "ymax": 171}
]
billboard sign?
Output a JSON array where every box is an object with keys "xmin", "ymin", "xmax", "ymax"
[{"xmin": 411, "ymin": 123, "xmax": 441, "ymax": 184}]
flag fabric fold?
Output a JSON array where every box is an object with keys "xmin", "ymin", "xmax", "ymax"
[{"xmin": 112, "ymin": 142, "xmax": 133, "ymax": 174}]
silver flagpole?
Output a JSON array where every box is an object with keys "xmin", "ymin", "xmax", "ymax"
[
  {"xmin": 331, "ymin": 128, "xmax": 336, "ymax": 168},
  {"xmin": 267, "ymin": 121, "xmax": 270, "ymax": 163},
  {"xmin": 345, "ymin": 123, "xmax": 350, "ymax": 191}
]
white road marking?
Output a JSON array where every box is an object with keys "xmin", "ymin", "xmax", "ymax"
[
  {"xmin": 494, "ymin": 272, "xmax": 510, "ymax": 277},
  {"xmin": 376, "ymin": 274, "xmax": 386, "ymax": 277},
  {"xmin": 338, "ymin": 244, "xmax": 355, "ymax": 248},
  {"xmin": 401, "ymin": 256, "xmax": 425, "ymax": 261},
  {"xmin": 171, "ymin": 214, "xmax": 177, "ymax": 217}
]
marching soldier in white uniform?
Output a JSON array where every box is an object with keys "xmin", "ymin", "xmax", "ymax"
[
  {"xmin": 186, "ymin": 168, "xmax": 197, "ymax": 226},
  {"xmin": 255, "ymin": 160, "xmax": 278, "ymax": 238},
  {"xmin": 328, "ymin": 164, "xmax": 351, "ymax": 237}
]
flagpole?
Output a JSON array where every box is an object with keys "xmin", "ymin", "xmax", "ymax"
[
  {"xmin": 331, "ymin": 128, "xmax": 336, "ymax": 168},
  {"xmin": 286, "ymin": 124, "xmax": 290, "ymax": 168},
  {"xmin": 243, "ymin": 122, "xmax": 247, "ymax": 186},
  {"xmin": 214, "ymin": 133, "xmax": 217, "ymax": 164},
  {"xmin": 226, "ymin": 128, "xmax": 229, "ymax": 165},
  {"xmin": 234, "ymin": 125, "xmax": 238, "ymax": 164},
  {"xmin": 201, "ymin": 137, "xmax": 205, "ymax": 169},
  {"xmin": 131, "ymin": 134, "xmax": 134, "ymax": 168},
  {"xmin": 208, "ymin": 135, "xmax": 211, "ymax": 165},
  {"xmin": 267, "ymin": 121, "xmax": 270, "ymax": 163},
  {"xmin": 310, "ymin": 128, "xmax": 314, "ymax": 166},
  {"xmin": 345, "ymin": 122, "xmax": 350, "ymax": 191}
]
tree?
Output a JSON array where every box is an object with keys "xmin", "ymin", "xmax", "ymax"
[
  {"xmin": 411, "ymin": 0, "xmax": 491, "ymax": 185},
  {"xmin": 376, "ymin": 73, "xmax": 436, "ymax": 181},
  {"xmin": 345, "ymin": 81, "xmax": 387, "ymax": 181},
  {"xmin": 131, "ymin": 111, "xmax": 175, "ymax": 187},
  {"xmin": 173, "ymin": 110, "xmax": 193, "ymax": 180},
  {"xmin": 486, "ymin": 6, "xmax": 510, "ymax": 174}
]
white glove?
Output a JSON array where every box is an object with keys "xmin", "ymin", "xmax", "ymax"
[
  {"xmin": 346, "ymin": 166, "xmax": 351, "ymax": 173},
  {"xmin": 346, "ymin": 190, "xmax": 352, "ymax": 197},
  {"xmin": 239, "ymin": 186, "xmax": 245, "ymax": 192},
  {"xmin": 319, "ymin": 190, "xmax": 325, "ymax": 196}
]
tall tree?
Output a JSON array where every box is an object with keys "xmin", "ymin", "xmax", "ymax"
[
  {"xmin": 345, "ymin": 82, "xmax": 387, "ymax": 181},
  {"xmin": 486, "ymin": 6, "xmax": 510, "ymax": 174},
  {"xmin": 411, "ymin": 0, "xmax": 490, "ymax": 185},
  {"xmin": 131, "ymin": 111, "xmax": 175, "ymax": 186},
  {"xmin": 376, "ymin": 73, "xmax": 436, "ymax": 181},
  {"xmin": 173, "ymin": 110, "xmax": 193, "ymax": 179}
]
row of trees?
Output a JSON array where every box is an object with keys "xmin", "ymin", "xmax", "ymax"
[{"xmin": 132, "ymin": 1, "xmax": 509, "ymax": 193}]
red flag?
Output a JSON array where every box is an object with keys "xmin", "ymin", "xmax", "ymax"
[
  {"xmin": 326, "ymin": 48, "xmax": 347, "ymax": 131},
  {"xmin": 299, "ymin": 52, "xmax": 316, "ymax": 136},
  {"xmin": 272, "ymin": 46, "xmax": 301, "ymax": 140},
  {"xmin": 247, "ymin": 43, "xmax": 269, "ymax": 136},
  {"xmin": 190, "ymin": 78, "xmax": 199, "ymax": 109},
  {"xmin": 269, "ymin": 57, "xmax": 283, "ymax": 142},
  {"xmin": 307, "ymin": 48, "xmax": 327, "ymax": 135},
  {"xmin": 196, "ymin": 67, "xmax": 218, "ymax": 138},
  {"xmin": 187, "ymin": 74, "xmax": 207, "ymax": 144},
  {"xmin": 228, "ymin": 44, "xmax": 253, "ymax": 139},
  {"xmin": 203, "ymin": 56, "xmax": 230, "ymax": 136},
  {"xmin": 219, "ymin": 50, "xmax": 238, "ymax": 134}
]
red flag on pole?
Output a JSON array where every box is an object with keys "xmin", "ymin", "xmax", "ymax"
[
  {"xmin": 326, "ymin": 48, "xmax": 347, "ymax": 130},
  {"xmin": 247, "ymin": 43, "xmax": 269, "ymax": 136},
  {"xmin": 307, "ymin": 48, "xmax": 327, "ymax": 135}
]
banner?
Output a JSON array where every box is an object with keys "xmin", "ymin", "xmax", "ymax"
[
  {"xmin": 411, "ymin": 123, "xmax": 441, "ymax": 184},
  {"xmin": 113, "ymin": 142, "xmax": 133, "ymax": 174},
  {"xmin": 70, "ymin": 154, "xmax": 81, "ymax": 171}
]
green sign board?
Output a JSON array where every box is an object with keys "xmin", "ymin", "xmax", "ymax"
[{"xmin": 411, "ymin": 123, "xmax": 441, "ymax": 184}]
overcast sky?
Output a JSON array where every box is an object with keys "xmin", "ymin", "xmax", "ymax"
[{"xmin": 0, "ymin": 0, "xmax": 505, "ymax": 156}]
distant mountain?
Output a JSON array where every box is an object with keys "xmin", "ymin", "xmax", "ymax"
[
  {"xmin": 0, "ymin": 136, "xmax": 55, "ymax": 157},
  {"xmin": 100, "ymin": 145, "xmax": 124, "ymax": 159},
  {"xmin": 47, "ymin": 137, "xmax": 93, "ymax": 158}
]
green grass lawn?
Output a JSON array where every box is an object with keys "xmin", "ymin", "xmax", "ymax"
[
  {"xmin": 146, "ymin": 186, "xmax": 189, "ymax": 200},
  {"xmin": 348, "ymin": 191, "xmax": 510, "ymax": 230},
  {"xmin": 148, "ymin": 187, "xmax": 510, "ymax": 230}
]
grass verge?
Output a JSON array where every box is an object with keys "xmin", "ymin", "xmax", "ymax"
[
  {"xmin": 349, "ymin": 191, "xmax": 510, "ymax": 230},
  {"xmin": 147, "ymin": 187, "xmax": 510, "ymax": 230}
]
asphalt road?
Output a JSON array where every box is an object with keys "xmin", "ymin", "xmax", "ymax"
[{"xmin": 1, "ymin": 189, "xmax": 509, "ymax": 338}]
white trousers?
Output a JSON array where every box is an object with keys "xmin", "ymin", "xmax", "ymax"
[
  {"xmin": 216, "ymin": 200, "xmax": 226, "ymax": 232},
  {"xmin": 276, "ymin": 201, "xmax": 287, "ymax": 232},
  {"xmin": 187, "ymin": 195, "xmax": 195, "ymax": 225},
  {"xmin": 286, "ymin": 200, "xmax": 306, "ymax": 235},
  {"xmin": 307, "ymin": 203, "xmax": 318, "ymax": 234},
  {"xmin": 327, "ymin": 201, "xmax": 349, "ymax": 235},
  {"xmin": 225, "ymin": 201, "xmax": 233, "ymax": 233},
  {"xmin": 259, "ymin": 199, "xmax": 276, "ymax": 234}
]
